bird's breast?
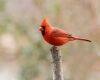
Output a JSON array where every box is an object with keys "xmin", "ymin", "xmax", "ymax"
[{"xmin": 44, "ymin": 35, "xmax": 70, "ymax": 46}]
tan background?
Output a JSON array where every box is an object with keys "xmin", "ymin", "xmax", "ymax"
[{"xmin": 0, "ymin": 0, "xmax": 100, "ymax": 80}]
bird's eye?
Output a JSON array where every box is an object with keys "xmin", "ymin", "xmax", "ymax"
[{"xmin": 41, "ymin": 26, "xmax": 46, "ymax": 30}]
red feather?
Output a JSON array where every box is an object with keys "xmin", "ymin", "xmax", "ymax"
[{"xmin": 39, "ymin": 18, "xmax": 91, "ymax": 46}]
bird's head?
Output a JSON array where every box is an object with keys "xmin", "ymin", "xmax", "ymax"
[{"xmin": 39, "ymin": 18, "xmax": 52, "ymax": 36}]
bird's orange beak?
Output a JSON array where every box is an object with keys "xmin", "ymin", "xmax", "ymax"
[{"xmin": 39, "ymin": 27, "xmax": 43, "ymax": 31}]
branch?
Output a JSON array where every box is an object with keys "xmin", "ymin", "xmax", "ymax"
[{"xmin": 50, "ymin": 46, "xmax": 63, "ymax": 80}]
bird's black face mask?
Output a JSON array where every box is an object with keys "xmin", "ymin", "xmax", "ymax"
[{"xmin": 41, "ymin": 26, "xmax": 46, "ymax": 36}]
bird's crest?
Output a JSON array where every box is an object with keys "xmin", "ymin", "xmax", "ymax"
[{"xmin": 41, "ymin": 18, "xmax": 49, "ymax": 27}]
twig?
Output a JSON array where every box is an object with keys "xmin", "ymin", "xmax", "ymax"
[{"xmin": 50, "ymin": 46, "xmax": 63, "ymax": 80}]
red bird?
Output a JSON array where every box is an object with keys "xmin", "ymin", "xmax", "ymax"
[{"xmin": 39, "ymin": 18, "xmax": 91, "ymax": 46}]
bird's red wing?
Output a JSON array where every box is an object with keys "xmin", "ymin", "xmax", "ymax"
[{"xmin": 51, "ymin": 28, "xmax": 72, "ymax": 38}]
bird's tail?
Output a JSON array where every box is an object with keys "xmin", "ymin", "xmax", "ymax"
[{"xmin": 73, "ymin": 37, "xmax": 91, "ymax": 42}]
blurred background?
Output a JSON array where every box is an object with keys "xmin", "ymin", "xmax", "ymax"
[{"xmin": 0, "ymin": 0, "xmax": 100, "ymax": 80}]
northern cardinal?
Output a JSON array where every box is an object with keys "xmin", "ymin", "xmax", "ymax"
[{"xmin": 39, "ymin": 18, "xmax": 91, "ymax": 46}]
